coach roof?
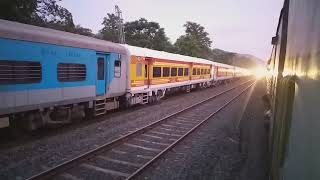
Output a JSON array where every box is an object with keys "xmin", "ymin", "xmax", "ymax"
[
  {"xmin": 123, "ymin": 44, "xmax": 215, "ymax": 65},
  {"xmin": 0, "ymin": 19, "xmax": 127, "ymax": 54}
]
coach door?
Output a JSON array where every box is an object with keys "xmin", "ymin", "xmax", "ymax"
[
  {"xmin": 145, "ymin": 57, "xmax": 151, "ymax": 88},
  {"xmin": 96, "ymin": 54, "xmax": 107, "ymax": 96}
]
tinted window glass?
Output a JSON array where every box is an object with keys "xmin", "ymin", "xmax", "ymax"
[
  {"xmin": 184, "ymin": 68, "xmax": 189, "ymax": 76},
  {"xmin": 114, "ymin": 60, "xmax": 121, "ymax": 78},
  {"xmin": 163, "ymin": 67, "xmax": 170, "ymax": 77},
  {"xmin": 197, "ymin": 68, "xmax": 200, "ymax": 75},
  {"xmin": 136, "ymin": 63, "xmax": 142, "ymax": 77},
  {"xmin": 0, "ymin": 60, "xmax": 41, "ymax": 84},
  {"xmin": 171, "ymin": 68, "xmax": 177, "ymax": 76},
  {"xmin": 178, "ymin": 68, "xmax": 183, "ymax": 76},
  {"xmin": 193, "ymin": 68, "xmax": 196, "ymax": 75},
  {"xmin": 97, "ymin": 58, "xmax": 104, "ymax": 80},
  {"xmin": 153, "ymin": 67, "xmax": 161, "ymax": 77},
  {"xmin": 58, "ymin": 63, "xmax": 86, "ymax": 82}
]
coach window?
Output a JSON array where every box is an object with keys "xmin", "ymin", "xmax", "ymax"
[
  {"xmin": 171, "ymin": 68, "xmax": 177, "ymax": 76},
  {"xmin": 219, "ymin": 69, "xmax": 224, "ymax": 76},
  {"xmin": 178, "ymin": 68, "xmax": 183, "ymax": 76},
  {"xmin": 163, "ymin": 67, "xmax": 170, "ymax": 77},
  {"xmin": 192, "ymin": 68, "xmax": 196, "ymax": 75},
  {"xmin": 97, "ymin": 58, "xmax": 104, "ymax": 80},
  {"xmin": 184, "ymin": 68, "xmax": 189, "ymax": 76},
  {"xmin": 114, "ymin": 60, "xmax": 121, "ymax": 78},
  {"xmin": 197, "ymin": 68, "xmax": 200, "ymax": 75},
  {"xmin": 153, "ymin": 67, "xmax": 161, "ymax": 78},
  {"xmin": 0, "ymin": 60, "xmax": 42, "ymax": 84},
  {"xmin": 136, "ymin": 63, "xmax": 142, "ymax": 77},
  {"xmin": 58, "ymin": 63, "xmax": 86, "ymax": 82}
]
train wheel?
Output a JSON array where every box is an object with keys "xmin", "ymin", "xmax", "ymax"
[
  {"xmin": 148, "ymin": 94, "xmax": 156, "ymax": 104},
  {"xmin": 9, "ymin": 115, "xmax": 25, "ymax": 138},
  {"xmin": 84, "ymin": 108, "xmax": 94, "ymax": 120},
  {"xmin": 119, "ymin": 95, "xmax": 132, "ymax": 109},
  {"xmin": 156, "ymin": 90, "xmax": 163, "ymax": 101},
  {"xmin": 8, "ymin": 112, "xmax": 40, "ymax": 138}
]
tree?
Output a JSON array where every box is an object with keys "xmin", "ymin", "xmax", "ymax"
[
  {"xmin": 184, "ymin": 22, "xmax": 212, "ymax": 48},
  {"xmin": 74, "ymin": 25, "xmax": 94, "ymax": 37},
  {"xmin": 210, "ymin": 48, "xmax": 236, "ymax": 65},
  {"xmin": 174, "ymin": 22, "xmax": 212, "ymax": 58},
  {"xmin": 210, "ymin": 49, "xmax": 260, "ymax": 69},
  {"xmin": 124, "ymin": 18, "xmax": 174, "ymax": 52},
  {"xmin": 0, "ymin": 0, "xmax": 93, "ymax": 34},
  {"xmin": 99, "ymin": 13, "xmax": 121, "ymax": 42},
  {"xmin": 175, "ymin": 35, "xmax": 203, "ymax": 57},
  {"xmin": 0, "ymin": 0, "xmax": 38, "ymax": 24},
  {"xmin": 36, "ymin": 0, "xmax": 75, "ymax": 32}
]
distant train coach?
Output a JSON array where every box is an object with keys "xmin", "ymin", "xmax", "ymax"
[{"xmin": 0, "ymin": 19, "xmax": 248, "ymax": 132}]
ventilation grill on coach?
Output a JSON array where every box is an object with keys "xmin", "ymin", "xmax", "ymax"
[
  {"xmin": 58, "ymin": 63, "xmax": 86, "ymax": 82},
  {"xmin": 0, "ymin": 61, "xmax": 42, "ymax": 84}
]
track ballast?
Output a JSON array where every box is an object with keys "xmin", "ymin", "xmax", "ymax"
[{"xmin": 28, "ymin": 80, "xmax": 255, "ymax": 180}]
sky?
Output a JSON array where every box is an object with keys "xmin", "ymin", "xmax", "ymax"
[{"xmin": 59, "ymin": 0, "xmax": 283, "ymax": 60}]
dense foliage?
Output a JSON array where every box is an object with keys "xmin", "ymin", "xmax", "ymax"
[
  {"xmin": 99, "ymin": 13, "xmax": 121, "ymax": 42},
  {"xmin": 175, "ymin": 22, "xmax": 212, "ymax": 59},
  {"xmin": 210, "ymin": 49, "xmax": 262, "ymax": 69},
  {"xmin": 0, "ymin": 0, "xmax": 262, "ymax": 68},
  {"xmin": 124, "ymin": 18, "xmax": 174, "ymax": 52},
  {"xmin": 0, "ymin": 0, "xmax": 93, "ymax": 36}
]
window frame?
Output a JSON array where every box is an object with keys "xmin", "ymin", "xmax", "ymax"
[
  {"xmin": 57, "ymin": 63, "xmax": 86, "ymax": 82},
  {"xmin": 136, "ymin": 62, "xmax": 142, "ymax": 77},
  {"xmin": 184, "ymin": 68, "xmax": 189, "ymax": 76},
  {"xmin": 163, "ymin": 67, "xmax": 170, "ymax": 77},
  {"xmin": 178, "ymin": 68, "xmax": 183, "ymax": 76},
  {"xmin": 0, "ymin": 60, "xmax": 42, "ymax": 85},
  {"xmin": 153, "ymin": 66, "xmax": 162, "ymax": 78},
  {"xmin": 171, "ymin": 67, "xmax": 177, "ymax": 77},
  {"xmin": 97, "ymin": 58, "xmax": 104, "ymax": 80},
  {"xmin": 197, "ymin": 68, "xmax": 200, "ymax": 75},
  {"xmin": 114, "ymin": 60, "xmax": 121, "ymax": 78},
  {"xmin": 192, "ymin": 68, "xmax": 196, "ymax": 75}
]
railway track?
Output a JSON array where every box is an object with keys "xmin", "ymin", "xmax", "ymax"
[{"xmin": 28, "ymin": 80, "xmax": 255, "ymax": 180}]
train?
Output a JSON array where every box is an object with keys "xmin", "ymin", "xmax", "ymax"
[
  {"xmin": 267, "ymin": 0, "xmax": 320, "ymax": 179},
  {"xmin": 0, "ymin": 19, "xmax": 249, "ymax": 133}
]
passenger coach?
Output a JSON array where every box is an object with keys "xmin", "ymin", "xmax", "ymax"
[
  {"xmin": 122, "ymin": 45, "xmax": 244, "ymax": 107},
  {"xmin": 0, "ymin": 19, "xmax": 128, "ymax": 131},
  {"xmin": 0, "ymin": 19, "xmax": 247, "ymax": 133},
  {"xmin": 122, "ymin": 45, "xmax": 214, "ymax": 106}
]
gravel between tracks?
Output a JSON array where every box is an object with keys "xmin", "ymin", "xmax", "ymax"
[
  {"xmin": 133, "ymin": 80, "xmax": 268, "ymax": 180},
  {"xmin": 0, "ymin": 79, "xmax": 250, "ymax": 180},
  {"xmin": 239, "ymin": 80, "xmax": 269, "ymax": 180}
]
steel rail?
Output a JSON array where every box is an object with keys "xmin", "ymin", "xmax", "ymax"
[
  {"xmin": 126, "ymin": 82, "xmax": 255, "ymax": 179},
  {"xmin": 27, "ymin": 79, "xmax": 254, "ymax": 180}
]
